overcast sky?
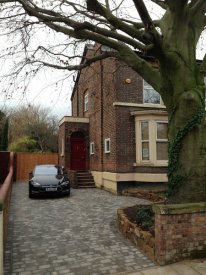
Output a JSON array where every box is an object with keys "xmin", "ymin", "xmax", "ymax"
[
  {"xmin": 0, "ymin": 52, "xmax": 76, "ymax": 119},
  {"xmin": 0, "ymin": 1, "xmax": 205, "ymax": 120}
]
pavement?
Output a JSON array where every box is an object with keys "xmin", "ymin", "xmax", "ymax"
[
  {"xmin": 4, "ymin": 182, "xmax": 206, "ymax": 275},
  {"xmin": 111, "ymin": 259, "xmax": 206, "ymax": 274}
]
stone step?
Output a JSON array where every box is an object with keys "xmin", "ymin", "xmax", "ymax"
[
  {"xmin": 78, "ymin": 185, "xmax": 96, "ymax": 189},
  {"xmin": 76, "ymin": 171, "xmax": 95, "ymax": 189},
  {"xmin": 77, "ymin": 178, "xmax": 94, "ymax": 182}
]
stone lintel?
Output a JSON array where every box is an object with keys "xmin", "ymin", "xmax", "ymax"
[
  {"xmin": 59, "ymin": 116, "xmax": 89, "ymax": 126},
  {"xmin": 153, "ymin": 202, "xmax": 206, "ymax": 215}
]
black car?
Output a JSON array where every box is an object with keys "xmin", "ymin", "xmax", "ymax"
[{"xmin": 29, "ymin": 165, "xmax": 70, "ymax": 198}]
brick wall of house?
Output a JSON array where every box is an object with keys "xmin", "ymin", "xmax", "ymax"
[
  {"xmin": 115, "ymin": 61, "xmax": 143, "ymax": 104},
  {"xmin": 102, "ymin": 57, "xmax": 117, "ymax": 172},
  {"xmin": 70, "ymin": 45, "xmax": 167, "ymax": 175},
  {"xmin": 71, "ymin": 46, "xmax": 119, "ymax": 172},
  {"xmin": 114, "ymin": 106, "xmax": 136, "ymax": 173}
]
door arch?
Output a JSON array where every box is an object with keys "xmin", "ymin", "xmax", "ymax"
[{"xmin": 70, "ymin": 131, "xmax": 86, "ymax": 170}]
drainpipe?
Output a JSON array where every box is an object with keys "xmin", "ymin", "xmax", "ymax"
[{"xmin": 77, "ymin": 85, "xmax": 79, "ymax": 116}]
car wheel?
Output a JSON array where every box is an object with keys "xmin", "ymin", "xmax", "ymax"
[
  {"xmin": 29, "ymin": 186, "xmax": 34, "ymax": 198},
  {"xmin": 29, "ymin": 192, "xmax": 35, "ymax": 198}
]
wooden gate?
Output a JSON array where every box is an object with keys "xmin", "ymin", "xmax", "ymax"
[{"xmin": 15, "ymin": 152, "xmax": 58, "ymax": 181}]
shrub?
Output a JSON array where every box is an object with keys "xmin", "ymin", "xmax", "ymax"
[{"xmin": 136, "ymin": 207, "xmax": 154, "ymax": 231}]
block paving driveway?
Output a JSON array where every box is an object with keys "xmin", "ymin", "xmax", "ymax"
[{"xmin": 4, "ymin": 182, "xmax": 156, "ymax": 275}]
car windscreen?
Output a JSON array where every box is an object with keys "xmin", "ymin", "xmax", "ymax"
[{"xmin": 34, "ymin": 166, "xmax": 58, "ymax": 175}]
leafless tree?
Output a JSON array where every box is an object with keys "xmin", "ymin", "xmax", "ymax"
[{"xmin": 0, "ymin": 0, "xmax": 205, "ymax": 203}]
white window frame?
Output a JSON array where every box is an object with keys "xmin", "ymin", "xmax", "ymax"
[
  {"xmin": 104, "ymin": 138, "xmax": 111, "ymax": 153},
  {"xmin": 61, "ymin": 138, "xmax": 65, "ymax": 157},
  {"xmin": 140, "ymin": 121, "xmax": 150, "ymax": 161},
  {"xmin": 84, "ymin": 93, "xmax": 89, "ymax": 112},
  {"xmin": 135, "ymin": 115, "xmax": 168, "ymax": 166},
  {"xmin": 90, "ymin": 142, "xmax": 95, "ymax": 155},
  {"xmin": 155, "ymin": 121, "xmax": 168, "ymax": 161},
  {"xmin": 143, "ymin": 80, "xmax": 164, "ymax": 106}
]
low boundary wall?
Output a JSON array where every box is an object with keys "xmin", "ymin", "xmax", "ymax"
[{"xmin": 0, "ymin": 152, "xmax": 14, "ymax": 274}]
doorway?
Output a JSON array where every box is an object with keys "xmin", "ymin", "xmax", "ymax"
[{"xmin": 70, "ymin": 132, "xmax": 86, "ymax": 170}]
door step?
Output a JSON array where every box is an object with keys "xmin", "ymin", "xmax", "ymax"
[{"xmin": 76, "ymin": 171, "xmax": 96, "ymax": 189}]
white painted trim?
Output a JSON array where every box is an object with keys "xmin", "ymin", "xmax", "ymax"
[
  {"xmin": 113, "ymin": 102, "xmax": 166, "ymax": 109},
  {"xmin": 59, "ymin": 116, "xmax": 89, "ymax": 126},
  {"xmin": 90, "ymin": 142, "xmax": 95, "ymax": 155},
  {"xmin": 91, "ymin": 171, "xmax": 167, "ymax": 183},
  {"xmin": 61, "ymin": 138, "xmax": 65, "ymax": 157},
  {"xmin": 104, "ymin": 138, "xmax": 111, "ymax": 153},
  {"xmin": 131, "ymin": 110, "xmax": 167, "ymax": 117}
]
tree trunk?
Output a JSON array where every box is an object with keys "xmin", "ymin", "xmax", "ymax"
[{"xmin": 166, "ymin": 84, "xmax": 206, "ymax": 203}]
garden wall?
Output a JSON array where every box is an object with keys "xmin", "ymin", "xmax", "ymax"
[
  {"xmin": 153, "ymin": 203, "xmax": 206, "ymax": 265},
  {"xmin": 117, "ymin": 206, "xmax": 155, "ymax": 261},
  {"xmin": 118, "ymin": 203, "xmax": 206, "ymax": 266}
]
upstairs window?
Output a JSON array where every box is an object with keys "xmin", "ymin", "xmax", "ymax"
[
  {"xmin": 143, "ymin": 80, "xmax": 161, "ymax": 105},
  {"xmin": 84, "ymin": 93, "xmax": 89, "ymax": 112}
]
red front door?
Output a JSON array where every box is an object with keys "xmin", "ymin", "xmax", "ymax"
[{"xmin": 70, "ymin": 138, "xmax": 86, "ymax": 170}]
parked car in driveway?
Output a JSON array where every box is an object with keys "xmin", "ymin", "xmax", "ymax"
[{"xmin": 29, "ymin": 165, "xmax": 70, "ymax": 198}]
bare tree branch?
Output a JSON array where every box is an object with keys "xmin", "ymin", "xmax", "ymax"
[
  {"xmin": 28, "ymin": 51, "xmax": 120, "ymax": 71},
  {"xmin": 132, "ymin": 0, "xmax": 156, "ymax": 27},
  {"xmin": 151, "ymin": 0, "xmax": 167, "ymax": 10}
]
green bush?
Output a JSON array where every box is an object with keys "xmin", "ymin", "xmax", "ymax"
[
  {"xmin": 9, "ymin": 136, "xmax": 39, "ymax": 152},
  {"xmin": 136, "ymin": 207, "xmax": 154, "ymax": 231}
]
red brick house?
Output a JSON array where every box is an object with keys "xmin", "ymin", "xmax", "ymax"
[{"xmin": 59, "ymin": 44, "xmax": 168, "ymax": 193}]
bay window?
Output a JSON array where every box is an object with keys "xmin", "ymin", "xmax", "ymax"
[{"xmin": 133, "ymin": 111, "xmax": 168, "ymax": 166}]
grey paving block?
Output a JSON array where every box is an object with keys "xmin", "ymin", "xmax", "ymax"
[{"xmin": 4, "ymin": 182, "xmax": 155, "ymax": 274}]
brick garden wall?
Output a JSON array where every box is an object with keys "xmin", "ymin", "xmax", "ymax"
[
  {"xmin": 118, "ymin": 203, "xmax": 206, "ymax": 266},
  {"xmin": 153, "ymin": 203, "xmax": 206, "ymax": 265}
]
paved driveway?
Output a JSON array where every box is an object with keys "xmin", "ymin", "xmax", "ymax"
[{"xmin": 4, "ymin": 182, "xmax": 155, "ymax": 275}]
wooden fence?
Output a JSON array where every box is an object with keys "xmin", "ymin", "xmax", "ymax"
[{"xmin": 15, "ymin": 152, "xmax": 59, "ymax": 181}]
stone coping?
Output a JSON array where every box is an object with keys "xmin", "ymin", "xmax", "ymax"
[{"xmin": 153, "ymin": 202, "xmax": 206, "ymax": 215}]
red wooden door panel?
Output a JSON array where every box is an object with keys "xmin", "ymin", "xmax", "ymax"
[{"xmin": 70, "ymin": 138, "xmax": 86, "ymax": 170}]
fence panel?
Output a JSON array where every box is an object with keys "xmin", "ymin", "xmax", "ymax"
[{"xmin": 15, "ymin": 152, "xmax": 58, "ymax": 181}]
